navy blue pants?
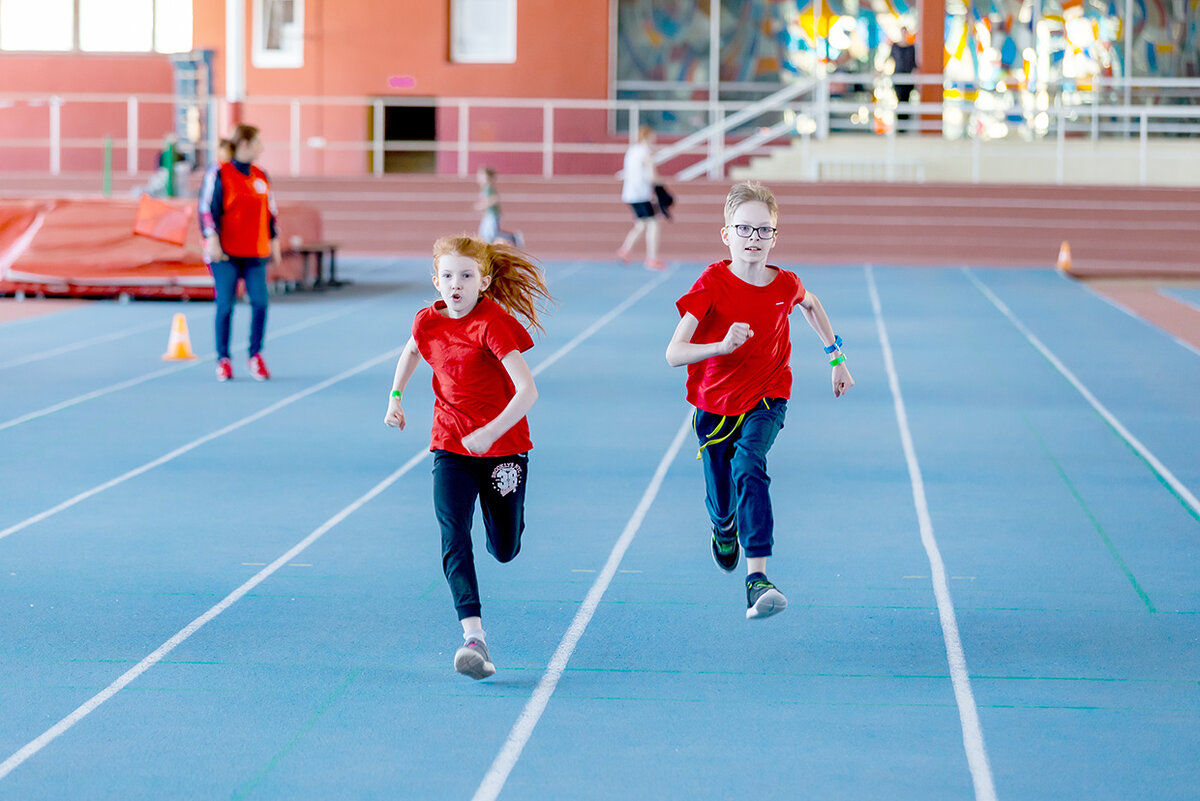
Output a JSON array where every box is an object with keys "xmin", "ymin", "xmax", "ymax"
[
  {"xmin": 694, "ymin": 398, "xmax": 787, "ymax": 558},
  {"xmin": 211, "ymin": 256, "xmax": 268, "ymax": 360},
  {"xmin": 433, "ymin": 450, "xmax": 528, "ymax": 620}
]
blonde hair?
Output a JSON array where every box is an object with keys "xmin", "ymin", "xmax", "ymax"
[
  {"xmin": 432, "ymin": 235, "xmax": 552, "ymax": 334},
  {"xmin": 724, "ymin": 181, "xmax": 778, "ymax": 225}
]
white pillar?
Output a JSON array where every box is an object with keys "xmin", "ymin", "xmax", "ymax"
[
  {"xmin": 709, "ymin": 0, "xmax": 721, "ymax": 169},
  {"xmin": 225, "ymin": 0, "xmax": 246, "ymax": 104},
  {"xmin": 127, "ymin": 96, "xmax": 139, "ymax": 175}
]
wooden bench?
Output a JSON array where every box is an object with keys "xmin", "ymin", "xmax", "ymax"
[{"xmin": 288, "ymin": 242, "xmax": 342, "ymax": 289}]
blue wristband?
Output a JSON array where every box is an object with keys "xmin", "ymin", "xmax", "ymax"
[{"xmin": 824, "ymin": 335, "xmax": 843, "ymax": 354}]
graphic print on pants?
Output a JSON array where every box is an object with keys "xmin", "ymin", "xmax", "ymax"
[{"xmin": 491, "ymin": 461, "xmax": 522, "ymax": 497}]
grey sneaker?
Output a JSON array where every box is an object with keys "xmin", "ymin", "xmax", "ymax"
[
  {"xmin": 454, "ymin": 637, "xmax": 497, "ymax": 680},
  {"xmin": 711, "ymin": 525, "xmax": 740, "ymax": 573},
  {"xmin": 746, "ymin": 576, "xmax": 787, "ymax": 620}
]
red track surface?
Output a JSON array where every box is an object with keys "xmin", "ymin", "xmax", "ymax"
[
  {"xmin": 2, "ymin": 173, "xmax": 1197, "ymax": 344},
  {"xmin": 3, "ymin": 174, "xmax": 1198, "ymax": 273}
]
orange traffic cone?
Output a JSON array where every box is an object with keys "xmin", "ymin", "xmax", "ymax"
[
  {"xmin": 161, "ymin": 313, "xmax": 197, "ymax": 361},
  {"xmin": 1056, "ymin": 240, "xmax": 1073, "ymax": 273}
]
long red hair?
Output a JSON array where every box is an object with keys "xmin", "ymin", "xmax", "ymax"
[{"xmin": 432, "ymin": 235, "xmax": 552, "ymax": 334}]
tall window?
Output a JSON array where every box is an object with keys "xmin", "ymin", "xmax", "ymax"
[
  {"xmin": 450, "ymin": 0, "xmax": 516, "ymax": 64},
  {"xmin": 153, "ymin": 0, "xmax": 193, "ymax": 54},
  {"xmin": 0, "ymin": 0, "xmax": 74, "ymax": 51},
  {"xmin": 253, "ymin": 0, "xmax": 304, "ymax": 68},
  {"xmin": 0, "ymin": 0, "xmax": 191, "ymax": 53},
  {"xmin": 80, "ymin": 0, "xmax": 154, "ymax": 52}
]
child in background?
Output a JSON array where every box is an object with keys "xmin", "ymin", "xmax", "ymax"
[
  {"xmin": 384, "ymin": 234, "xmax": 551, "ymax": 679},
  {"xmin": 665, "ymin": 181, "xmax": 854, "ymax": 619},
  {"xmin": 476, "ymin": 166, "xmax": 523, "ymax": 247},
  {"xmin": 617, "ymin": 126, "xmax": 665, "ymax": 270}
]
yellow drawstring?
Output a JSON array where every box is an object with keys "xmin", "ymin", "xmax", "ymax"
[
  {"xmin": 696, "ymin": 412, "xmax": 746, "ymax": 459},
  {"xmin": 694, "ymin": 398, "xmax": 773, "ymax": 459}
]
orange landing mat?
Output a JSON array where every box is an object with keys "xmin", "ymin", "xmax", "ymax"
[{"xmin": 0, "ymin": 198, "xmax": 321, "ymax": 300}]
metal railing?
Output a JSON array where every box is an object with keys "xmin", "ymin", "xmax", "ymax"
[{"xmin": 0, "ymin": 76, "xmax": 1197, "ymax": 185}]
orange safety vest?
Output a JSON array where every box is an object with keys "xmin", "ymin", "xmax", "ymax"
[{"xmin": 218, "ymin": 162, "xmax": 273, "ymax": 258}]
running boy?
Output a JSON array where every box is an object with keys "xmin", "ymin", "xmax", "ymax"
[
  {"xmin": 385, "ymin": 235, "xmax": 551, "ymax": 678},
  {"xmin": 665, "ymin": 181, "xmax": 854, "ymax": 619}
]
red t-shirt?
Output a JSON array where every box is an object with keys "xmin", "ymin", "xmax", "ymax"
[
  {"xmin": 413, "ymin": 296, "xmax": 535, "ymax": 457},
  {"xmin": 675, "ymin": 260, "xmax": 806, "ymax": 416}
]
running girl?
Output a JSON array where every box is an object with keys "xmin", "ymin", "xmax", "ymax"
[{"xmin": 384, "ymin": 234, "xmax": 551, "ymax": 680}]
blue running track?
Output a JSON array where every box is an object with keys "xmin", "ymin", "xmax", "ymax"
[{"xmin": 1, "ymin": 259, "xmax": 1197, "ymax": 800}]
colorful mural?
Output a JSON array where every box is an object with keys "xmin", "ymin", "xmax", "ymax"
[{"xmin": 615, "ymin": 0, "xmax": 1198, "ymax": 137}]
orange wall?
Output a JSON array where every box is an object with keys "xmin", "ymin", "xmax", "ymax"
[
  {"xmin": 193, "ymin": 0, "xmax": 612, "ymax": 174},
  {"xmin": 0, "ymin": 53, "xmax": 175, "ymax": 171},
  {"xmin": 0, "ymin": 3, "xmax": 613, "ymax": 175},
  {"xmin": 194, "ymin": 0, "xmax": 610, "ymax": 99}
]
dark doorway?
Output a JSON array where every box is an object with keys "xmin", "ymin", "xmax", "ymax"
[{"xmin": 367, "ymin": 102, "xmax": 437, "ymax": 173}]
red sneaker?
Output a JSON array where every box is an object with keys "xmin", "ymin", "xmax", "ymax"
[
  {"xmin": 247, "ymin": 353, "xmax": 271, "ymax": 381},
  {"xmin": 644, "ymin": 258, "xmax": 666, "ymax": 271},
  {"xmin": 215, "ymin": 358, "xmax": 233, "ymax": 382}
]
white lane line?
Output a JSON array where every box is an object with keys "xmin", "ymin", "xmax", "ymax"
[
  {"xmin": 866, "ymin": 265, "xmax": 998, "ymax": 801},
  {"xmin": 532, "ymin": 268, "xmax": 673, "ymax": 376},
  {"xmin": 472, "ymin": 411, "xmax": 692, "ymax": 801},
  {"xmin": 1065, "ymin": 275, "xmax": 1200, "ymax": 359},
  {"xmin": 1166, "ymin": 291, "xmax": 1200, "ymax": 316},
  {"xmin": 967, "ymin": 268, "xmax": 1200, "ymax": 521},
  {"xmin": 0, "ymin": 347, "xmax": 403, "ymax": 543},
  {"xmin": 0, "ymin": 298, "xmax": 393, "ymax": 433},
  {"xmin": 0, "ymin": 319, "xmax": 165, "ymax": 370},
  {"xmin": 0, "ymin": 447, "xmax": 429, "ymax": 783},
  {"xmin": 0, "ymin": 268, "xmax": 672, "ymax": 782}
]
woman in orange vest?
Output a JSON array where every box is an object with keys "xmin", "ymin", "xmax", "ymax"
[{"xmin": 199, "ymin": 124, "xmax": 281, "ymax": 382}]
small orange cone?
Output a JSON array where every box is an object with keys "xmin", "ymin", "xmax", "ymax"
[
  {"xmin": 161, "ymin": 313, "xmax": 197, "ymax": 361},
  {"xmin": 1056, "ymin": 240, "xmax": 1073, "ymax": 273}
]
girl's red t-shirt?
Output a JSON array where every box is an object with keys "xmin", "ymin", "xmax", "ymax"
[
  {"xmin": 675, "ymin": 260, "xmax": 806, "ymax": 416},
  {"xmin": 413, "ymin": 296, "xmax": 535, "ymax": 457}
]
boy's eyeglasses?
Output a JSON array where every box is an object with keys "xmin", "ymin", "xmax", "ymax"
[{"xmin": 726, "ymin": 224, "xmax": 778, "ymax": 239}]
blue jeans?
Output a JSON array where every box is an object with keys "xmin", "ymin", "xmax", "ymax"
[
  {"xmin": 694, "ymin": 398, "xmax": 787, "ymax": 558},
  {"xmin": 211, "ymin": 256, "xmax": 268, "ymax": 360},
  {"xmin": 433, "ymin": 450, "xmax": 528, "ymax": 620}
]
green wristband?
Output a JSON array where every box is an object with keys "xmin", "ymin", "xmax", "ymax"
[
  {"xmin": 390, "ymin": 390, "xmax": 402, "ymax": 399},
  {"xmin": 829, "ymin": 354, "xmax": 846, "ymax": 367}
]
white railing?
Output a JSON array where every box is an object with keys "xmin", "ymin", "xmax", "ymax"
[{"xmin": 0, "ymin": 77, "xmax": 1197, "ymax": 185}]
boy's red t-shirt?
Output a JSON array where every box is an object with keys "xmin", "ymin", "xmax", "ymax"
[
  {"xmin": 413, "ymin": 296, "xmax": 535, "ymax": 457},
  {"xmin": 675, "ymin": 260, "xmax": 806, "ymax": 416}
]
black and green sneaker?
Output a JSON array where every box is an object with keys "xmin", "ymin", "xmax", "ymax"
[
  {"xmin": 745, "ymin": 574, "xmax": 787, "ymax": 619},
  {"xmin": 711, "ymin": 525, "xmax": 740, "ymax": 573}
]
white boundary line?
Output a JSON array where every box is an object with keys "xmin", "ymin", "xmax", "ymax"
[
  {"xmin": 0, "ymin": 319, "xmax": 165, "ymax": 370},
  {"xmin": 532, "ymin": 268, "xmax": 672, "ymax": 376},
  {"xmin": 1063, "ymin": 274, "xmax": 1200, "ymax": 359},
  {"xmin": 1165, "ymin": 290, "xmax": 1200, "ymax": 316},
  {"xmin": 0, "ymin": 298, "xmax": 393, "ymax": 433},
  {"xmin": 0, "ymin": 269, "xmax": 671, "ymax": 782},
  {"xmin": 866, "ymin": 265, "xmax": 998, "ymax": 801},
  {"xmin": 0, "ymin": 347, "xmax": 403, "ymax": 543},
  {"xmin": 472, "ymin": 411, "xmax": 693, "ymax": 801},
  {"xmin": 0, "ymin": 448, "xmax": 429, "ymax": 782},
  {"xmin": 967, "ymin": 268, "xmax": 1200, "ymax": 520}
]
